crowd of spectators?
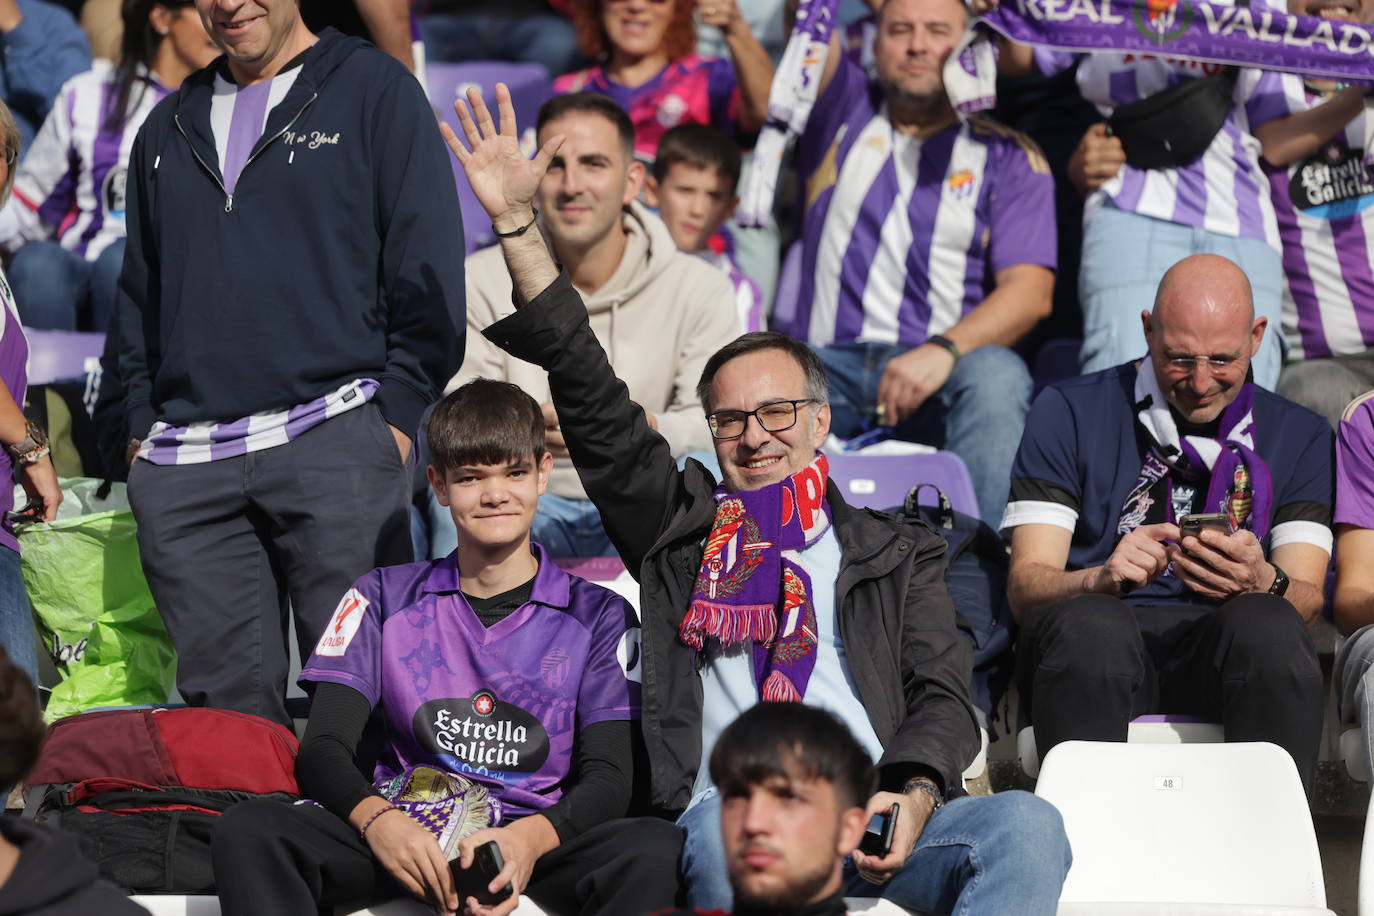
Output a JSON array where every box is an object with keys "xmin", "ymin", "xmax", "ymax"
[{"xmin": 2, "ymin": 0, "xmax": 1374, "ymax": 912}]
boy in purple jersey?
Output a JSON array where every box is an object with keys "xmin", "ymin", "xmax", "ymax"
[
  {"xmin": 211, "ymin": 378, "xmax": 681, "ymax": 916},
  {"xmin": 647, "ymin": 123, "xmax": 764, "ymax": 333}
]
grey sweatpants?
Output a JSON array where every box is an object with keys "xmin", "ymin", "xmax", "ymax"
[{"xmin": 128, "ymin": 403, "xmax": 412, "ymax": 727}]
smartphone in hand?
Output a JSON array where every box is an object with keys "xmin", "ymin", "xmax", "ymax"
[
  {"xmin": 1178, "ymin": 512, "xmax": 1230, "ymax": 541},
  {"xmin": 452, "ymin": 841, "xmax": 513, "ymax": 906},
  {"xmin": 858, "ymin": 803, "xmax": 899, "ymax": 857}
]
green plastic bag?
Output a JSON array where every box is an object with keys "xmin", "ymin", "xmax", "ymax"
[{"xmin": 16, "ymin": 478, "xmax": 176, "ymax": 720}]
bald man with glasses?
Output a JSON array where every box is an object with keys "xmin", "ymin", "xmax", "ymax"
[{"xmin": 1003, "ymin": 253, "xmax": 1334, "ymax": 793}]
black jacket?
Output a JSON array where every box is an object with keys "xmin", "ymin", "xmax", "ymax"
[
  {"xmin": 117, "ymin": 29, "xmax": 465, "ymax": 441},
  {"xmin": 487, "ymin": 273, "xmax": 980, "ymax": 814},
  {"xmin": 0, "ymin": 818, "xmax": 146, "ymax": 915}
]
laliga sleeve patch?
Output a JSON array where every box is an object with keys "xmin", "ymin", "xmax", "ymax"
[
  {"xmin": 315, "ymin": 588, "xmax": 370, "ymax": 657},
  {"xmin": 617, "ymin": 627, "xmax": 642, "ymax": 684}
]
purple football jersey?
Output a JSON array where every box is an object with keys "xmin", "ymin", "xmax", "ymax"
[
  {"xmin": 301, "ymin": 544, "xmax": 642, "ymax": 822},
  {"xmin": 1338, "ymin": 392, "xmax": 1374, "ymax": 530}
]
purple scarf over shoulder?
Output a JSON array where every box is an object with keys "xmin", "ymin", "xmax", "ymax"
[{"xmin": 678, "ymin": 454, "xmax": 832, "ymax": 702}]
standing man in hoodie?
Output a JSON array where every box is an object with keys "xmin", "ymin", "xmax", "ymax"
[
  {"xmin": 449, "ymin": 91, "xmax": 739, "ymax": 558},
  {"xmin": 116, "ymin": 0, "xmax": 466, "ymax": 729}
]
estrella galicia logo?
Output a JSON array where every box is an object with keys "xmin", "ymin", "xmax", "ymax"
[
  {"xmin": 1289, "ymin": 139, "xmax": 1374, "ymax": 221},
  {"xmin": 1132, "ymin": 0, "xmax": 1193, "ymax": 43},
  {"xmin": 102, "ymin": 166, "xmax": 127, "ymax": 221},
  {"xmin": 415, "ymin": 694, "xmax": 550, "ymax": 773}
]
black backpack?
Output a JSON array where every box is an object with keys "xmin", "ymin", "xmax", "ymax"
[{"xmin": 895, "ymin": 485, "xmax": 1015, "ymax": 729}]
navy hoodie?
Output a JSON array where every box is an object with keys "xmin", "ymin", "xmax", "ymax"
[
  {"xmin": 0, "ymin": 817, "xmax": 146, "ymax": 915},
  {"xmin": 116, "ymin": 29, "xmax": 465, "ymax": 441}
]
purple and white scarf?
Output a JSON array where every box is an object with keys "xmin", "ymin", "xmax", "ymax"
[
  {"xmin": 678, "ymin": 454, "xmax": 831, "ymax": 702},
  {"xmin": 1120, "ymin": 360, "xmax": 1274, "ymax": 538}
]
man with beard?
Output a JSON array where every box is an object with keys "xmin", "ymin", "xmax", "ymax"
[
  {"xmin": 651, "ymin": 703, "xmax": 874, "ymax": 916},
  {"xmin": 773, "ymin": 0, "xmax": 1057, "ymax": 528}
]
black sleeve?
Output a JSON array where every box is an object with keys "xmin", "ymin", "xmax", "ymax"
[
  {"xmin": 537, "ymin": 720, "xmax": 633, "ymax": 843},
  {"xmin": 482, "ymin": 271, "xmax": 688, "ymax": 574},
  {"xmin": 295, "ymin": 682, "xmax": 383, "ymax": 820}
]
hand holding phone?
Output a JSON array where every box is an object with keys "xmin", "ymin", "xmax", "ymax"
[
  {"xmin": 452, "ymin": 840, "xmax": 513, "ymax": 906},
  {"xmin": 1178, "ymin": 512, "xmax": 1231, "ymax": 544},
  {"xmin": 858, "ymin": 803, "xmax": 899, "ymax": 857}
]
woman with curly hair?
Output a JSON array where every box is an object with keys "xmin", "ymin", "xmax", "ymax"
[{"xmin": 555, "ymin": 0, "xmax": 773, "ymax": 162}]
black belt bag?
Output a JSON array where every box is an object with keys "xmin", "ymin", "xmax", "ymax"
[{"xmin": 1108, "ymin": 68, "xmax": 1240, "ymax": 170}]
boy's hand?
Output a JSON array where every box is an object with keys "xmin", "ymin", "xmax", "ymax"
[
  {"xmin": 539, "ymin": 402, "xmax": 569, "ymax": 459},
  {"xmin": 457, "ymin": 816, "xmax": 559, "ymax": 916},
  {"xmin": 441, "ymin": 83, "xmax": 565, "ymax": 225},
  {"xmin": 362, "ymin": 808, "xmax": 457, "ymax": 915}
]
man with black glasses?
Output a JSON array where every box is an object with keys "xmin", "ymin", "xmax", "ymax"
[
  {"xmin": 443, "ymin": 83, "xmax": 1071, "ymax": 915},
  {"xmin": 1004, "ymin": 253, "xmax": 1333, "ymax": 793}
]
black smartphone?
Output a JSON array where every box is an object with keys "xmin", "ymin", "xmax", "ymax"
[
  {"xmin": 452, "ymin": 840, "xmax": 513, "ymax": 905},
  {"xmin": 1179, "ymin": 512, "xmax": 1230, "ymax": 540},
  {"xmin": 858, "ymin": 803, "xmax": 899, "ymax": 857}
]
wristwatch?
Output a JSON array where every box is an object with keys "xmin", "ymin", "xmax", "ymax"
[
  {"xmin": 5, "ymin": 419, "xmax": 49, "ymax": 465},
  {"xmin": 1267, "ymin": 562, "xmax": 1290, "ymax": 597}
]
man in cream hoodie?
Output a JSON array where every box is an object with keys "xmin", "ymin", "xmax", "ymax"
[{"xmin": 442, "ymin": 91, "xmax": 740, "ymax": 557}]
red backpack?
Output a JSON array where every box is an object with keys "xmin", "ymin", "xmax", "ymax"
[{"xmin": 23, "ymin": 707, "xmax": 300, "ymax": 893}]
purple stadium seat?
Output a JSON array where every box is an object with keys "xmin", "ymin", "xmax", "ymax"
[
  {"xmin": 1031, "ymin": 337, "xmax": 1081, "ymax": 396},
  {"xmin": 825, "ymin": 450, "xmax": 979, "ymax": 519},
  {"xmin": 25, "ymin": 329, "xmax": 104, "ymax": 385},
  {"xmin": 425, "ymin": 61, "xmax": 554, "ymax": 254}
]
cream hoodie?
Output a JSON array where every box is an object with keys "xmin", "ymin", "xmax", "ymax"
[{"xmin": 452, "ymin": 201, "xmax": 742, "ymax": 500}]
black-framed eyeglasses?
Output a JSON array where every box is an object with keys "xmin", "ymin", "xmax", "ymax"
[{"xmin": 706, "ymin": 399, "xmax": 816, "ymax": 440}]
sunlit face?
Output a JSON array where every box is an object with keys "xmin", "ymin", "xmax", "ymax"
[
  {"xmin": 602, "ymin": 0, "xmax": 674, "ymax": 60},
  {"xmin": 162, "ymin": 4, "xmax": 220, "ymax": 72},
  {"xmin": 709, "ymin": 349, "xmax": 830, "ymax": 493},
  {"xmin": 720, "ymin": 768, "xmax": 865, "ymax": 909},
  {"xmin": 536, "ymin": 112, "xmax": 643, "ymax": 254},
  {"xmin": 194, "ymin": 0, "xmax": 302, "ymax": 81},
  {"xmin": 428, "ymin": 454, "xmax": 553, "ymax": 553},
  {"xmin": 646, "ymin": 163, "xmax": 737, "ymax": 253},
  {"xmin": 1143, "ymin": 306, "xmax": 1264, "ymax": 425},
  {"xmin": 873, "ymin": 0, "xmax": 967, "ymax": 105}
]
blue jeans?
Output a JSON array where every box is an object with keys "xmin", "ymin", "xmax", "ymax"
[
  {"xmin": 0, "ymin": 546, "xmax": 36, "ymax": 682},
  {"xmin": 417, "ymin": 14, "xmax": 582, "ymax": 76},
  {"xmin": 679, "ymin": 788, "xmax": 1071, "ymax": 914},
  {"xmin": 1079, "ymin": 204, "xmax": 1283, "ymax": 389},
  {"xmin": 9, "ymin": 239, "xmax": 124, "ymax": 332},
  {"xmin": 814, "ymin": 343, "xmax": 1031, "ymax": 528}
]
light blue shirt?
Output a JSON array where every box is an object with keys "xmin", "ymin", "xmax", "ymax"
[{"xmin": 690, "ymin": 526, "xmax": 884, "ymax": 803}]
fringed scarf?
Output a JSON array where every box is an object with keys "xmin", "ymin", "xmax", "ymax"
[
  {"xmin": 678, "ymin": 454, "xmax": 832, "ymax": 702},
  {"xmin": 1118, "ymin": 361, "xmax": 1273, "ymax": 538}
]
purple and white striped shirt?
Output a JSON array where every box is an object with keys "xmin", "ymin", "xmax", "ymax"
[
  {"xmin": 1266, "ymin": 88, "xmax": 1374, "ymax": 360},
  {"xmin": 138, "ymin": 378, "xmax": 379, "ymax": 465},
  {"xmin": 786, "ymin": 56, "xmax": 1056, "ymax": 348},
  {"xmin": 699, "ymin": 250, "xmax": 764, "ymax": 334},
  {"xmin": 136, "ymin": 54, "xmax": 376, "ymax": 467},
  {"xmin": 1036, "ymin": 25, "xmax": 1302, "ymax": 247},
  {"xmin": 0, "ymin": 62, "xmax": 169, "ymax": 260}
]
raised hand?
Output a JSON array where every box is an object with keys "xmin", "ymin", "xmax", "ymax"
[{"xmin": 439, "ymin": 83, "xmax": 564, "ymax": 226}]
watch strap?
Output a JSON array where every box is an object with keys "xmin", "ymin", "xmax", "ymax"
[{"xmin": 926, "ymin": 334, "xmax": 962, "ymax": 362}]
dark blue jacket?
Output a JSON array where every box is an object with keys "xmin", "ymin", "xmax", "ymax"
[{"xmin": 117, "ymin": 29, "xmax": 465, "ymax": 441}]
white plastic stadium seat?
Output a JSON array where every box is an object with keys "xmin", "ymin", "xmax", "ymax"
[
  {"xmin": 1360, "ymin": 790, "xmax": 1374, "ymax": 916},
  {"xmin": 1341, "ymin": 725, "xmax": 1370, "ymax": 783},
  {"xmin": 1018, "ymin": 716, "xmax": 1226, "ymax": 780},
  {"xmin": 1034, "ymin": 741, "xmax": 1331, "ymax": 915},
  {"xmin": 129, "ymin": 895, "xmax": 552, "ymax": 915}
]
